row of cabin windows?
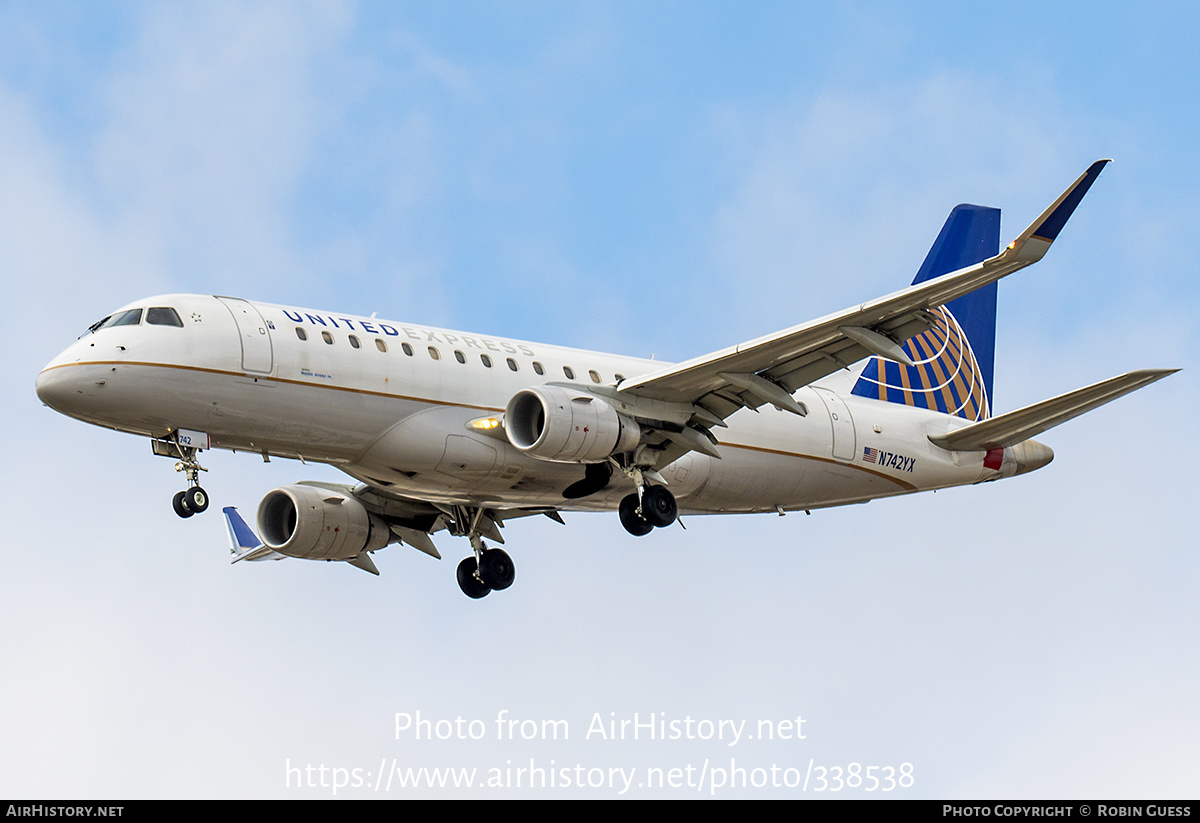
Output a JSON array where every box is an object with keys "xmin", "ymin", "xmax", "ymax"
[{"xmin": 294, "ymin": 326, "xmax": 623, "ymax": 384}]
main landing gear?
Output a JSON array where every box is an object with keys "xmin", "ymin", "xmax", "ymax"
[
  {"xmin": 618, "ymin": 473, "xmax": 677, "ymax": 537},
  {"xmin": 171, "ymin": 445, "xmax": 209, "ymax": 519},
  {"xmin": 452, "ymin": 506, "xmax": 516, "ymax": 599},
  {"xmin": 457, "ymin": 535, "xmax": 515, "ymax": 600},
  {"xmin": 457, "ymin": 545, "xmax": 515, "ymax": 599}
]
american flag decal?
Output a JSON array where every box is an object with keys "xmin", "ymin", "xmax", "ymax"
[{"xmin": 863, "ymin": 447, "xmax": 879, "ymax": 464}]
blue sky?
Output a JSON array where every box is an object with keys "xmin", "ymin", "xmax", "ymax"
[{"xmin": 2, "ymin": 2, "xmax": 1196, "ymax": 798}]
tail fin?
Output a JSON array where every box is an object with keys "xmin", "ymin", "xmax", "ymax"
[{"xmin": 851, "ymin": 204, "xmax": 1000, "ymax": 420}]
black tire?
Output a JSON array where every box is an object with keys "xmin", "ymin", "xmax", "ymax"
[
  {"xmin": 619, "ymin": 493, "xmax": 653, "ymax": 537},
  {"xmin": 185, "ymin": 486, "xmax": 209, "ymax": 513},
  {"xmin": 172, "ymin": 491, "xmax": 194, "ymax": 519},
  {"xmin": 479, "ymin": 548, "xmax": 515, "ymax": 590},
  {"xmin": 641, "ymin": 485, "xmax": 677, "ymax": 528},
  {"xmin": 457, "ymin": 557, "xmax": 492, "ymax": 599}
]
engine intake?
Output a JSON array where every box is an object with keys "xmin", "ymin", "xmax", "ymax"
[
  {"xmin": 505, "ymin": 386, "xmax": 640, "ymax": 463},
  {"xmin": 257, "ymin": 485, "xmax": 392, "ymax": 560}
]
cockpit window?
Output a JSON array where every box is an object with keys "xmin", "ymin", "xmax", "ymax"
[
  {"xmin": 146, "ymin": 307, "xmax": 183, "ymax": 327},
  {"xmin": 106, "ymin": 309, "xmax": 143, "ymax": 327},
  {"xmin": 85, "ymin": 308, "xmax": 143, "ymax": 336}
]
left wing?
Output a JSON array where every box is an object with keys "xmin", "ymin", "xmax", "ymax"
[{"xmin": 618, "ymin": 160, "xmax": 1110, "ymax": 422}]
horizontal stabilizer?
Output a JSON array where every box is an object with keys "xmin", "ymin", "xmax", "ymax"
[{"xmin": 928, "ymin": 369, "xmax": 1177, "ymax": 452}]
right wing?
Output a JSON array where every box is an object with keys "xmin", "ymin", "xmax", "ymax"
[{"xmin": 618, "ymin": 160, "xmax": 1112, "ymax": 425}]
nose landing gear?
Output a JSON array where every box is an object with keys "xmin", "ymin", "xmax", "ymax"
[
  {"xmin": 158, "ymin": 435, "xmax": 209, "ymax": 518},
  {"xmin": 172, "ymin": 486, "xmax": 209, "ymax": 518}
]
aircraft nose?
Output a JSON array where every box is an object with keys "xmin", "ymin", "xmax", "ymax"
[
  {"xmin": 36, "ymin": 364, "xmax": 94, "ymax": 417},
  {"xmin": 37, "ymin": 365, "xmax": 70, "ymax": 411}
]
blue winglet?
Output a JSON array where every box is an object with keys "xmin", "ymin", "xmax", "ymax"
[
  {"xmin": 223, "ymin": 505, "xmax": 263, "ymax": 554},
  {"xmin": 1030, "ymin": 159, "xmax": 1110, "ymax": 242}
]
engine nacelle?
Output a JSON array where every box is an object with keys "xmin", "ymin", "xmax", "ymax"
[
  {"xmin": 257, "ymin": 485, "xmax": 392, "ymax": 560},
  {"xmin": 505, "ymin": 385, "xmax": 641, "ymax": 463}
]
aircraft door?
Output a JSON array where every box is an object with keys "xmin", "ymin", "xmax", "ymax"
[
  {"xmin": 217, "ymin": 297, "xmax": 274, "ymax": 374},
  {"xmin": 812, "ymin": 387, "xmax": 856, "ymax": 463}
]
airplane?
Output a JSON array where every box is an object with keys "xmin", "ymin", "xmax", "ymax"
[{"xmin": 35, "ymin": 160, "xmax": 1176, "ymax": 598}]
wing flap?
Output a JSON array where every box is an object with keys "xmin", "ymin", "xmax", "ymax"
[{"xmin": 928, "ymin": 369, "xmax": 1177, "ymax": 452}]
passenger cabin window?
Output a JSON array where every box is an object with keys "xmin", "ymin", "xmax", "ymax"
[
  {"xmin": 428, "ymin": 346, "xmax": 440, "ymax": 360},
  {"xmin": 563, "ymin": 366, "xmax": 575, "ymax": 380},
  {"xmin": 146, "ymin": 307, "xmax": 183, "ymax": 327},
  {"xmin": 349, "ymin": 335, "xmax": 361, "ymax": 349},
  {"xmin": 296, "ymin": 327, "xmax": 308, "ymax": 341},
  {"xmin": 375, "ymin": 339, "xmax": 387, "ymax": 352},
  {"xmin": 589, "ymin": 370, "xmax": 601, "ymax": 383},
  {"xmin": 454, "ymin": 350, "xmax": 466, "ymax": 364},
  {"xmin": 402, "ymin": 343, "xmax": 413, "ymax": 356},
  {"xmin": 533, "ymin": 361, "xmax": 545, "ymax": 375},
  {"xmin": 481, "ymin": 354, "xmax": 492, "ymax": 368},
  {"xmin": 322, "ymin": 331, "xmax": 334, "ymax": 345},
  {"xmin": 507, "ymin": 358, "xmax": 518, "ymax": 372}
]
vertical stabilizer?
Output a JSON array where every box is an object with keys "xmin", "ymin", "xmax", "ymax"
[{"xmin": 852, "ymin": 204, "xmax": 1000, "ymax": 420}]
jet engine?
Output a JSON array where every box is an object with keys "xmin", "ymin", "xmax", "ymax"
[
  {"xmin": 257, "ymin": 485, "xmax": 392, "ymax": 560},
  {"xmin": 504, "ymin": 386, "xmax": 641, "ymax": 463}
]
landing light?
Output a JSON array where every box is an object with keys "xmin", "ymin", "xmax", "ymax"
[
  {"xmin": 469, "ymin": 416, "xmax": 502, "ymax": 431},
  {"xmin": 468, "ymin": 415, "xmax": 508, "ymax": 442}
]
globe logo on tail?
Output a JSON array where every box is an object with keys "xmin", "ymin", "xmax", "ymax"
[{"xmin": 851, "ymin": 306, "xmax": 990, "ymax": 422}]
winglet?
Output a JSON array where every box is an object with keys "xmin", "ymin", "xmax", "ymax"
[
  {"xmin": 1007, "ymin": 159, "xmax": 1110, "ymax": 263},
  {"xmin": 224, "ymin": 506, "xmax": 262, "ymax": 555},
  {"xmin": 224, "ymin": 505, "xmax": 284, "ymax": 563}
]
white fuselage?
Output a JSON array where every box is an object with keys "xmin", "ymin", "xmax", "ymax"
[{"xmin": 36, "ymin": 294, "xmax": 1031, "ymax": 516}]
